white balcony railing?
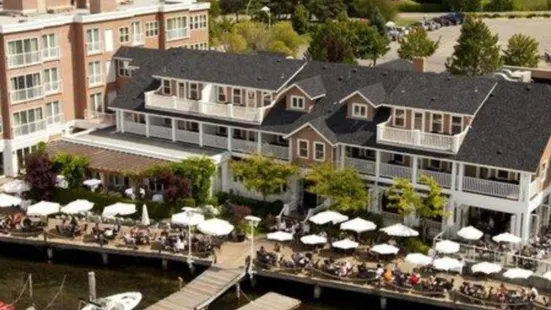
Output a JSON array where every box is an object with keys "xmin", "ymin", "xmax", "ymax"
[
  {"xmin": 380, "ymin": 163, "xmax": 412, "ymax": 179},
  {"xmin": 86, "ymin": 41, "xmax": 102, "ymax": 54},
  {"xmin": 88, "ymin": 74, "xmax": 104, "ymax": 87},
  {"xmin": 10, "ymin": 86, "xmax": 44, "ymax": 104},
  {"xmin": 175, "ymin": 129, "xmax": 200, "ymax": 145},
  {"xmin": 167, "ymin": 28, "xmax": 189, "ymax": 40},
  {"xmin": 232, "ymin": 138, "xmax": 257, "ymax": 154},
  {"xmin": 42, "ymin": 47, "xmax": 60, "ymax": 60},
  {"xmin": 377, "ymin": 118, "xmax": 469, "ymax": 154},
  {"xmin": 203, "ymin": 134, "xmax": 227, "ymax": 149},
  {"xmin": 44, "ymin": 80, "xmax": 62, "ymax": 94},
  {"xmin": 418, "ymin": 169, "xmax": 452, "ymax": 188},
  {"xmin": 12, "ymin": 119, "xmax": 46, "ymax": 137},
  {"xmin": 149, "ymin": 124, "xmax": 172, "ymax": 139},
  {"xmin": 85, "ymin": 110, "xmax": 116, "ymax": 126},
  {"xmin": 462, "ymin": 176, "xmax": 519, "ymax": 199},
  {"xmin": 262, "ymin": 144, "xmax": 289, "ymax": 160},
  {"xmin": 145, "ymin": 92, "xmax": 200, "ymax": 113},
  {"xmin": 345, "ymin": 157, "xmax": 376, "ymax": 175},
  {"xmin": 124, "ymin": 121, "xmax": 146, "ymax": 135},
  {"xmin": 46, "ymin": 114, "xmax": 64, "ymax": 126},
  {"xmin": 7, "ymin": 50, "xmax": 41, "ymax": 68}
]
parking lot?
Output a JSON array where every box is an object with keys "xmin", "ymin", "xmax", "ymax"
[{"xmin": 372, "ymin": 18, "xmax": 551, "ymax": 72}]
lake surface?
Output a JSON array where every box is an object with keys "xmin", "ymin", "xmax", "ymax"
[{"xmin": 0, "ymin": 244, "xmax": 446, "ymax": 310}]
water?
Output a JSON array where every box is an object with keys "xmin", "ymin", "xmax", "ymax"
[{"xmin": 0, "ymin": 244, "xmax": 446, "ymax": 310}]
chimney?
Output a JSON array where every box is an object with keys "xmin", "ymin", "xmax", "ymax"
[
  {"xmin": 89, "ymin": 0, "xmax": 117, "ymax": 14},
  {"xmin": 412, "ymin": 57, "xmax": 426, "ymax": 73}
]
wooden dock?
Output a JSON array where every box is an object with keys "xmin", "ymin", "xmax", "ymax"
[
  {"xmin": 145, "ymin": 266, "xmax": 246, "ymax": 310},
  {"xmin": 236, "ymin": 292, "xmax": 301, "ymax": 310}
]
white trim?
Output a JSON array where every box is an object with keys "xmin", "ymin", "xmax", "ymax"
[
  {"xmin": 338, "ymin": 90, "xmax": 379, "ymax": 108},
  {"xmin": 351, "ymin": 103, "xmax": 369, "ymax": 119},
  {"xmin": 471, "ymin": 82, "xmax": 498, "ymax": 118},
  {"xmin": 450, "ymin": 115, "xmax": 464, "ymax": 135},
  {"xmin": 297, "ymin": 139, "xmax": 309, "ymax": 159},
  {"xmin": 430, "ymin": 112, "xmax": 444, "ymax": 133},
  {"xmin": 152, "ymin": 75, "xmax": 277, "ymax": 93},
  {"xmin": 274, "ymin": 62, "xmax": 309, "ymax": 93},
  {"xmin": 392, "ymin": 108, "xmax": 406, "ymax": 128},
  {"xmin": 313, "ymin": 141, "xmax": 326, "ymax": 162},
  {"xmin": 282, "ymin": 123, "xmax": 335, "ymax": 147},
  {"xmin": 282, "ymin": 84, "xmax": 325, "ymax": 101},
  {"xmin": 290, "ymin": 95, "xmax": 305, "ymax": 110},
  {"xmin": 412, "ymin": 111, "xmax": 424, "ymax": 131}
]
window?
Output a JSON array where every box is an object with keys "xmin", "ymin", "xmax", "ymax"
[
  {"xmin": 131, "ymin": 21, "xmax": 142, "ymax": 44},
  {"xmin": 431, "ymin": 113, "xmax": 443, "ymax": 133},
  {"xmin": 88, "ymin": 61, "xmax": 102, "ymax": 86},
  {"xmin": 146, "ymin": 21, "xmax": 159, "ymax": 37},
  {"xmin": 247, "ymin": 90, "xmax": 256, "ymax": 107},
  {"xmin": 314, "ymin": 142, "xmax": 325, "ymax": 161},
  {"xmin": 117, "ymin": 60, "xmax": 132, "ymax": 77},
  {"xmin": 7, "ymin": 38, "xmax": 40, "ymax": 67},
  {"xmin": 298, "ymin": 139, "xmax": 309, "ymax": 159},
  {"xmin": 162, "ymin": 80, "xmax": 171, "ymax": 95},
  {"xmin": 109, "ymin": 174, "xmax": 128, "ymax": 187},
  {"xmin": 217, "ymin": 86, "xmax": 226, "ymax": 102},
  {"xmin": 451, "ymin": 116, "xmax": 463, "ymax": 135},
  {"xmin": 176, "ymin": 82, "xmax": 186, "ymax": 98},
  {"xmin": 217, "ymin": 126, "xmax": 228, "ymax": 136},
  {"xmin": 393, "ymin": 109, "xmax": 405, "ymax": 127},
  {"xmin": 429, "ymin": 159, "xmax": 442, "ymax": 170},
  {"xmin": 352, "ymin": 103, "xmax": 368, "ymax": 118},
  {"xmin": 10, "ymin": 73, "xmax": 42, "ymax": 103},
  {"xmin": 45, "ymin": 101, "xmax": 63, "ymax": 124},
  {"xmin": 119, "ymin": 27, "xmax": 130, "ymax": 43},
  {"xmin": 233, "ymin": 88, "xmax": 242, "ymax": 105},
  {"xmin": 90, "ymin": 93, "xmax": 103, "ymax": 115},
  {"xmin": 290, "ymin": 96, "xmax": 305, "ymax": 110},
  {"xmin": 233, "ymin": 128, "xmax": 245, "ymax": 139},
  {"xmin": 187, "ymin": 121, "xmax": 199, "ymax": 132},
  {"xmin": 43, "ymin": 68, "xmax": 60, "ymax": 94},
  {"xmin": 189, "ymin": 83, "xmax": 199, "ymax": 100},
  {"xmin": 263, "ymin": 92, "xmax": 272, "ymax": 106},
  {"xmin": 166, "ymin": 17, "xmax": 188, "ymax": 40},
  {"xmin": 42, "ymin": 34, "xmax": 59, "ymax": 60},
  {"xmin": 391, "ymin": 154, "xmax": 404, "ymax": 164},
  {"xmin": 86, "ymin": 28, "xmax": 101, "ymax": 54},
  {"xmin": 200, "ymin": 15, "xmax": 207, "ymax": 28},
  {"xmin": 413, "ymin": 112, "xmax": 423, "ymax": 130},
  {"xmin": 359, "ymin": 148, "xmax": 375, "ymax": 159},
  {"xmin": 479, "ymin": 167, "xmax": 490, "ymax": 179},
  {"xmin": 12, "ymin": 108, "xmax": 44, "ymax": 137},
  {"xmin": 497, "ymin": 170, "xmax": 509, "ymax": 180}
]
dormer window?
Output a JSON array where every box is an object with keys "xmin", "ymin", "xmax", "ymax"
[
  {"xmin": 162, "ymin": 80, "xmax": 171, "ymax": 95},
  {"xmin": 431, "ymin": 113, "xmax": 443, "ymax": 133},
  {"xmin": 291, "ymin": 96, "xmax": 305, "ymax": 110},
  {"xmin": 189, "ymin": 83, "xmax": 198, "ymax": 100},
  {"xmin": 217, "ymin": 86, "xmax": 226, "ymax": 102},
  {"xmin": 451, "ymin": 116, "xmax": 463, "ymax": 134},
  {"xmin": 496, "ymin": 169, "xmax": 509, "ymax": 180},
  {"xmin": 393, "ymin": 109, "xmax": 405, "ymax": 127},
  {"xmin": 314, "ymin": 142, "xmax": 325, "ymax": 161},
  {"xmin": 263, "ymin": 92, "xmax": 272, "ymax": 106},
  {"xmin": 352, "ymin": 103, "xmax": 368, "ymax": 118},
  {"xmin": 233, "ymin": 88, "xmax": 242, "ymax": 105},
  {"xmin": 298, "ymin": 139, "xmax": 309, "ymax": 158}
]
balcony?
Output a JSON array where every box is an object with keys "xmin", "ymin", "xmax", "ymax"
[
  {"xmin": 42, "ymin": 47, "xmax": 60, "ymax": 60},
  {"xmin": 380, "ymin": 163, "xmax": 412, "ymax": 180},
  {"xmin": 345, "ymin": 157, "xmax": 376, "ymax": 175},
  {"xmin": 167, "ymin": 28, "xmax": 189, "ymax": 41},
  {"xmin": 203, "ymin": 134, "xmax": 227, "ymax": 149},
  {"xmin": 149, "ymin": 124, "xmax": 171, "ymax": 139},
  {"xmin": 145, "ymin": 91, "xmax": 267, "ymax": 123},
  {"xmin": 88, "ymin": 75, "xmax": 104, "ymax": 87},
  {"xmin": 262, "ymin": 144, "xmax": 289, "ymax": 160},
  {"xmin": 85, "ymin": 110, "xmax": 116, "ymax": 127},
  {"xmin": 462, "ymin": 176, "xmax": 519, "ymax": 199},
  {"xmin": 377, "ymin": 118, "xmax": 469, "ymax": 154},
  {"xmin": 175, "ymin": 129, "xmax": 200, "ymax": 145},
  {"xmin": 12, "ymin": 119, "xmax": 46, "ymax": 137},
  {"xmin": 418, "ymin": 169, "xmax": 452, "ymax": 188},
  {"xmin": 232, "ymin": 138, "xmax": 257, "ymax": 154},
  {"xmin": 7, "ymin": 50, "xmax": 41, "ymax": 68},
  {"xmin": 124, "ymin": 120, "xmax": 146, "ymax": 135},
  {"xmin": 10, "ymin": 86, "xmax": 44, "ymax": 104},
  {"xmin": 44, "ymin": 80, "xmax": 62, "ymax": 95},
  {"xmin": 86, "ymin": 41, "xmax": 102, "ymax": 55}
]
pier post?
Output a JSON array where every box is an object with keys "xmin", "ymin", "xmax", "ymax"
[
  {"xmin": 235, "ymin": 283, "xmax": 241, "ymax": 300},
  {"xmin": 101, "ymin": 253, "xmax": 109, "ymax": 265},
  {"xmin": 313, "ymin": 285, "xmax": 322, "ymax": 299},
  {"xmin": 249, "ymin": 274, "xmax": 257, "ymax": 288},
  {"xmin": 178, "ymin": 277, "xmax": 183, "ymax": 290},
  {"xmin": 188, "ymin": 259, "xmax": 196, "ymax": 275},
  {"xmin": 88, "ymin": 272, "xmax": 97, "ymax": 301},
  {"xmin": 46, "ymin": 248, "xmax": 54, "ymax": 262},
  {"xmin": 162, "ymin": 259, "xmax": 168, "ymax": 271},
  {"xmin": 380, "ymin": 297, "xmax": 387, "ymax": 310}
]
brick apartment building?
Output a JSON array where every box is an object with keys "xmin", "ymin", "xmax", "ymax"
[{"xmin": 0, "ymin": 0, "xmax": 209, "ymax": 176}]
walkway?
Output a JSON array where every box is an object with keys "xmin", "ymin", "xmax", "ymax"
[
  {"xmin": 236, "ymin": 292, "xmax": 301, "ymax": 310},
  {"xmin": 145, "ymin": 266, "xmax": 245, "ymax": 310}
]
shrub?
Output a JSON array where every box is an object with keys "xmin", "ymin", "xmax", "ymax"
[
  {"xmin": 491, "ymin": 13, "xmax": 502, "ymax": 18},
  {"xmin": 507, "ymin": 14, "xmax": 517, "ymax": 18},
  {"xmin": 181, "ymin": 198, "xmax": 196, "ymax": 207},
  {"xmin": 225, "ymin": 192, "xmax": 284, "ymax": 218},
  {"xmin": 216, "ymin": 192, "xmax": 230, "ymax": 205},
  {"xmin": 405, "ymin": 238, "xmax": 431, "ymax": 255},
  {"xmin": 230, "ymin": 204, "xmax": 252, "ymax": 226},
  {"xmin": 543, "ymin": 13, "xmax": 551, "ymax": 18},
  {"xmin": 526, "ymin": 13, "xmax": 537, "ymax": 18}
]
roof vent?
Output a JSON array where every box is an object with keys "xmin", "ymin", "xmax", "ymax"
[
  {"xmin": 447, "ymin": 76, "xmax": 451, "ymax": 81},
  {"xmin": 401, "ymin": 90, "xmax": 405, "ymax": 93},
  {"xmin": 431, "ymin": 97, "xmax": 437, "ymax": 101},
  {"xmin": 383, "ymin": 71, "xmax": 388, "ymax": 76},
  {"xmin": 352, "ymin": 68, "xmax": 357, "ymax": 73},
  {"xmin": 474, "ymin": 88, "xmax": 478, "ymax": 93},
  {"xmin": 257, "ymin": 77, "xmax": 262, "ymax": 81},
  {"xmin": 496, "ymin": 150, "xmax": 503, "ymax": 155},
  {"xmin": 526, "ymin": 85, "xmax": 531, "ymax": 91},
  {"xmin": 276, "ymin": 59, "xmax": 282, "ymax": 63},
  {"xmin": 162, "ymin": 66, "xmax": 167, "ymax": 73},
  {"xmin": 280, "ymin": 73, "xmax": 285, "ymax": 79},
  {"xmin": 322, "ymin": 65, "xmax": 328, "ymax": 70},
  {"xmin": 338, "ymin": 76, "xmax": 343, "ymax": 81},
  {"xmin": 489, "ymin": 93, "xmax": 494, "ymax": 97}
]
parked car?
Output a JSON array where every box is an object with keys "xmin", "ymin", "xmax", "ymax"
[
  {"xmin": 386, "ymin": 26, "xmax": 409, "ymax": 41},
  {"xmin": 443, "ymin": 12, "xmax": 465, "ymax": 25},
  {"xmin": 433, "ymin": 16, "xmax": 452, "ymax": 27}
]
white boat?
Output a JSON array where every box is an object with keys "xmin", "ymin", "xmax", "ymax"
[{"xmin": 81, "ymin": 292, "xmax": 142, "ymax": 310}]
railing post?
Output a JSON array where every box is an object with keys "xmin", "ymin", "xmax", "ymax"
[
  {"xmin": 457, "ymin": 163, "xmax": 464, "ymax": 192},
  {"xmin": 171, "ymin": 118, "xmax": 176, "ymax": 142},
  {"xmin": 411, "ymin": 156, "xmax": 418, "ymax": 184},
  {"xmin": 199, "ymin": 123, "xmax": 204, "ymax": 147},
  {"xmin": 375, "ymin": 150, "xmax": 381, "ymax": 179},
  {"xmin": 288, "ymin": 138, "xmax": 293, "ymax": 162},
  {"xmin": 257, "ymin": 132, "xmax": 262, "ymax": 153},
  {"xmin": 229, "ymin": 104, "xmax": 234, "ymax": 119},
  {"xmin": 450, "ymin": 162, "xmax": 457, "ymax": 191},
  {"xmin": 414, "ymin": 130, "xmax": 421, "ymax": 146},
  {"xmin": 145, "ymin": 114, "xmax": 150, "ymax": 137},
  {"xmin": 120, "ymin": 111, "xmax": 125, "ymax": 133},
  {"xmin": 227, "ymin": 127, "xmax": 232, "ymax": 152}
]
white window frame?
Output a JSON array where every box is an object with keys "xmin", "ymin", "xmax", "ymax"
[
  {"xmin": 429, "ymin": 159, "xmax": 442, "ymax": 170},
  {"xmin": 431, "ymin": 113, "xmax": 444, "ymax": 133},
  {"xmin": 496, "ymin": 169, "xmax": 510, "ymax": 181},
  {"xmin": 86, "ymin": 28, "xmax": 101, "ymax": 54},
  {"xmin": 90, "ymin": 93, "xmax": 104, "ymax": 115},
  {"xmin": 217, "ymin": 86, "xmax": 226, "ymax": 102},
  {"xmin": 88, "ymin": 61, "xmax": 103, "ymax": 87},
  {"xmin": 232, "ymin": 88, "xmax": 242, "ymax": 105},
  {"xmin": 262, "ymin": 92, "xmax": 272, "ymax": 106},
  {"xmin": 117, "ymin": 60, "xmax": 132, "ymax": 77},
  {"xmin": 12, "ymin": 107, "xmax": 44, "ymax": 137},
  {"xmin": 162, "ymin": 80, "xmax": 171, "ymax": 95},
  {"xmin": 297, "ymin": 139, "xmax": 309, "ymax": 159},
  {"xmin": 10, "ymin": 72, "xmax": 43, "ymax": 104},
  {"xmin": 352, "ymin": 103, "xmax": 368, "ymax": 118},
  {"xmin": 290, "ymin": 95, "xmax": 305, "ymax": 110},
  {"xmin": 7, "ymin": 37, "xmax": 40, "ymax": 68},
  {"xmin": 450, "ymin": 115, "xmax": 463, "ymax": 135},
  {"xmin": 166, "ymin": 16, "xmax": 188, "ymax": 41},
  {"xmin": 43, "ymin": 68, "xmax": 60, "ymax": 94},
  {"xmin": 131, "ymin": 21, "xmax": 143, "ymax": 45},
  {"xmin": 119, "ymin": 27, "xmax": 130, "ymax": 43},
  {"xmin": 392, "ymin": 153, "xmax": 404, "ymax": 164},
  {"xmin": 146, "ymin": 21, "xmax": 159, "ymax": 37},
  {"xmin": 413, "ymin": 111, "xmax": 424, "ymax": 131},
  {"xmin": 45, "ymin": 100, "xmax": 63, "ymax": 125},
  {"xmin": 42, "ymin": 34, "xmax": 59, "ymax": 60},
  {"xmin": 188, "ymin": 83, "xmax": 198, "ymax": 100},
  {"xmin": 313, "ymin": 142, "xmax": 325, "ymax": 162},
  {"xmin": 393, "ymin": 109, "xmax": 406, "ymax": 128},
  {"xmin": 478, "ymin": 167, "xmax": 490, "ymax": 179},
  {"xmin": 359, "ymin": 148, "xmax": 375, "ymax": 159}
]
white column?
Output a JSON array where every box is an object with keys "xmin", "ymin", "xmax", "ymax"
[
  {"xmin": 411, "ymin": 156, "xmax": 418, "ymax": 185},
  {"xmin": 288, "ymin": 138, "xmax": 293, "ymax": 162},
  {"xmin": 221, "ymin": 160, "xmax": 230, "ymax": 192},
  {"xmin": 171, "ymin": 118, "xmax": 176, "ymax": 142},
  {"xmin": 257, "ymin": 132, "xmax": 262, "ymax": 154},
  {"xmin": 199, "ymin": 123, "xmax": 204, "ymax": 147},
  {"xmin": 227, "ymin": 127, "xmax": 232, "ymax": 151},
  {"xmin": 120, "ymin": 111, "xmax": 125, "ymax": 133},
  {"xmin": 115, "ymin": 110, "xmax": 121, "ymax": 132},
  {"xmin": 145, "ymin": 114, "xmax": 150, "ymax": 138},
  {"xmin": 340, "ymin": 146, "xmax": 345, "ymax": 169},
  {"xmin": 521, "ymin": 211, "xmax": 531, "ymax": 241},
  {"xmin": 519, "ymin": 172, "xmax": 530, "ymax": 202},
  {"xmin": 375, "ymin": 150, "xmax": 381, "ymax": 179},
  {"xmin": 457, "ymin": 163, "xmax": 464, "ymax": 191},
  {"xmin": 450, "ymin": 162, "xmax": 457, "ymax": 191},
  {"xmin": 3, "ymin": 141, "xmax": 18, "ymax": 177}
]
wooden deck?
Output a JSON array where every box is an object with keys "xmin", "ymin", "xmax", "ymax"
[
  {"xmin": 145, "ymin": 266, "xmax": 246, "ymax": 310},
  {"xmin": 236, "ymin": 292, "xmax": 301, "ymax": 310}
]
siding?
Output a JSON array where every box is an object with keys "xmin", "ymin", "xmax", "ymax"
[{"xmin": 289, "ymin": 125, "xmax": 334, "ymax": 166}]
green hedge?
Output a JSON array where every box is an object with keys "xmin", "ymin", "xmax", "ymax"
[
  {"xmin": 405, "ymin": 238, "xmax": 432, "ymax": 255},
  {"xmin": 216, "ymin": 192, "xmax": 284, "ymax": 219},
  {"xmin": 397, "ymin": 2, "xmax": 446, "ymax": 12}
]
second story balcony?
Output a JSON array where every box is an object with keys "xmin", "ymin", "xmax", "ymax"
[
  {"xmin": 377, "ymin": 117, "xmax": 469, "ymax": 154},
  {"xmin": 7, "ymin": 50, "xmax": 41, "ymax": 68},
  {"xmin": 10, "ymin": 86, "xmax": 44, "ymax": 104}
]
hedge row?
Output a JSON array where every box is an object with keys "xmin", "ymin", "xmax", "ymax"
[
  {"xmin": 396, "ymin": 2, "xmax": 446, "ymax": 12},
  {"xmin": 216, "ymin": 192, "xmax": 284, "ymax": 219},
  {"xmin": 471, "ymin": 12, "xmax": 551, "ymax": 18}
]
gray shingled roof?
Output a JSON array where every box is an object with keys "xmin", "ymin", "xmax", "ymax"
[
  {"xmin": 357, "ymin": 83, "xmax": 387, "ymax": 106},
  {"xmin": 294, "ymin": 75, "xmax": 326, "ymax": 99}
]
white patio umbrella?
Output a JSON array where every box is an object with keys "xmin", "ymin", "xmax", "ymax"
[
  {"xmin": 385, "ymin": 21, "xmax": 396, "ymax": 27},
  {"xmin": 267, "ymin": 231, "xmax": 294, "ymax": 242},
  {"xmin": 197, "ymin": 218, "xmax": 234, "ymax": 236},
  {"xmin": 371, "ymin": 243, "xmax": 400, "ymax": 255},
  {"xmin": 542, "ymin": 271, "xmax": 551, "ymax": 281},
  {"xmin": 432, "ymin": 257, "xmax": 462, "ymax": 271},
  {"xmin": 503, "ymin": 268, "xmax": 533, "ymax": 279},
  {"xmin": 60, "ymin": 199, "xmax": 94, "ymax": 214},
  {"xmin": 1, "ymin": 179, "xmax": 30, "ymax": 194},
  {"xmin": 55, "ymin": 175, "xmax": 68, "ymax": 189},
  {"xmin": 435, "ymin": 240, "xmax": 460, "ymax": 254},
  {"xmin": 309, "ymin": 211, "xmax": 349, "ymax": 225},
  {"xmin": 83, "ymin": 178, "xmax": 102, "ymax": 191},
  {"xmin": 405, "ymin": 253, "xmax": 433, "ymax": 266},
  {"xmin": 27, "ymin": 201, "xmax": 61, "ymax": 217},
  {"xmin": 300, "ymin": 234, "xmax": 327, "ymax": 245},
  {"xmin": 493, "ymin": 232, "xmax": 522, "ymax": 244},
  {"xmin": 381, "ymin": 223, "xmax": 419, "ymax": 237},
  {"xmin": 125, "ymin": 187, "xmax": 145, "ymax": 198},
  {"xmin": 457, "ymin": 226, "xmax": 484, "ymax": 240},
  {"xmin": 0, "ymin": 193, "xmax": 22, "ymax": 208},
  {"xmin": 332, "ymin": 239, "xmax": 359, "ymax": 250},
  {"xmin": 340, "ymin": 217, "xmax": 377, "ymax": 233},
  {"xmin": 141, "ymin": 204, "xmax": 150, "ymax": 226},
  {"xmin": 471, "ymin": 262, "xmax": 502, "ymax": 275},
  {"xmin": 102, "ymin": 202, "xmax": 136, "ymax": 217},
  {"xmin": 171, "ymin": 211, "xmax": 205, "ymax": 226}
]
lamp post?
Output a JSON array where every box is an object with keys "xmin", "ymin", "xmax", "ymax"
[
  {"xmin": 261, "ymin": 6, "xmax": 271, "ymax": 29},
  {"xmin": 184, "ymin": 207, "xmax": 199, "ymax": 269},
  {"xmin": 245, "ymin": 215, "xmax": 261, "ymax": 274}
]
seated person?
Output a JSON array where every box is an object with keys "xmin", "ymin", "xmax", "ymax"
[
  {"xmin": 375, "ymin": 264, "xmax": 384, "ymax": 280},
  {"xmin": 383, "ymin": 268, "xmax": 393, "ymax": 283},
  {"xmin": 123, "ymin": 232, "xmax": 137, "ymax": 249},
  {"xmin": 408, "ymin": 271, "xmax": 420, "ymax": 286}
]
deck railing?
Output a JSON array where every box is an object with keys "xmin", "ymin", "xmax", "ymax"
[
  {"xmin": 345, "ymin": 157, "xmax": 376, "ymax": 175},
  {"xmin": 462, "ymin": 176, "xmax": 519, "ymax": 199},
  {"xmin": 418, "ymin": 169, "xmax": 452, "ymax": 188},
  {"xmin": 175, "ymin": 129, "xmax": 200, "ymax": 145},
  {"xmin": 262, "ymin": 144, "xmax": 289, "ymax": 160},
  {"xmin": 380, "ymin": 163, "xmax": 412, "ymax": 180},
  {"xmin": 203, "ymin": 134, "xmax": 227, "ymax": 149}
]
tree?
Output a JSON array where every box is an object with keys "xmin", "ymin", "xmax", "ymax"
[
  {"xmin": 219, "ymin": 0, "xmax": 246, "ymax": 20},
  {"xmin": 485, "ymin": 0, "xmax": 514, "ymax": 11},
  {"xmin": 307, "ymin": 0, "xmax": 347, "ymax": 21},
  {"xmin": 305, "ymin": 164, "xmax": 369, "ymax": 212},
  {"xmin": 397, "ymin": 27, "xmax": 440, "ymax": 60},
  {"xmin": 307, "ymin": 21, "xmax": 356, "ymax": 63},
  {"xmin": 171, "ymin": 157, "xmax": 216, "ymax": 206},
  {"xmin": 209, "ymin": 0, "xmax": 221, "ymax": 18},
  {"xmin": 386, "ymin": 178, "xmax": 422, "ymax": 216},
  {"xmin": 292, "ymin": 4, "xmax": 310, "ymax": 35},
  {"xmin": 269, "ymin": 22, "xmax": 304, "ymax": 57},
  {"xmin": 369, "ymin": 6, "xmax": 386, "ymax": 35},
  {"xmin": 444, "ymin": 0, "xmax": 482, "ymax": 12},
  {"xmin": 222, "ymin": 32, "xmax": 248, "ymax": 53},
  {"xmin": 354, "ymin": 23, "xmax": 390, "ymax": 65},
  {"xmin": 24, "ymin": 151, "xmax": 57, "ymax": 201},
  {"xmin": 230, "ymin": 154, "xmax": 298, "ymax": 201},
  {"xmin": 502, "ymin": 34, "xmax": 539, "ymax": 68},
  {"xmin": 52, "ymin": 153, "xmax": 89, "ymax": 188},
  {"xmin": 446, "ymin": 17, "xmax": 502, "ymax": 76},
  {"xmin": 352, "ymin": 0, "xmax": 397, "ymax": 21},
  {"xmin": 159, "ymin": 170, "xmax": 192, "ymax": 205}
]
